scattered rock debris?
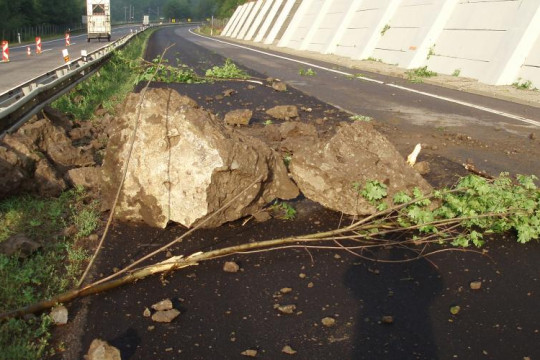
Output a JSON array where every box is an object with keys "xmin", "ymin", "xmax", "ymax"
[
  {"xmin": 381, "ymin": 315, "xmax": 394, "ymax": 324},
  {"xmin": 151, "ymin": 309, "xmax": 181, "ymax": 323},
  {"xmin": 321, "ymin": 317, "xmax": 336, "ymax": 327},
  {"xmin": 84, "ymin": 339, "xmax": 121, "ymax": 360},
  {"xmin": 151, "ymin": 299, "xmax": 173, "ymax": 311},
  {"xmin": 223, "ymin": 261, "xmax": 240, "ymax": 273},
  {"xmin": 470, "ymin": 281, "xmax": 482, "ymax": 290},
  {"xmin": 275, "ymin": 304, "xmax": 297, "ymax": 314},
  {"xmin": 50, "ymin": 305, "xmax": 68, "ymax": 325},
  {"xmin": 241, "ymin": 349, "xmax": 258, "ymax": 357},
  {"xmin": 282, "ymin": 345, "xmax": 297, "ymax": 355}
]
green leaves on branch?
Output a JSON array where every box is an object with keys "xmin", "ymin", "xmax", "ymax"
[
  {"xmin": 205, "ymin": 59, "xmax": 249, "ymax": 79},
  {"xmin": 354, "ymin": 174, "xmax": 539, "ymax": 248},
  {"xmin": 136, "ymin": 56, "xmax": 203, "ymax": 84},
  {"xmin": 135, "ymin": 57, "xmax": 250, "ymax": 85}
]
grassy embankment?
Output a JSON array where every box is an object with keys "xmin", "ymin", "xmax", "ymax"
[{"xmin": 0, "ymin": 28, "xmax": 154, "ymax": 360}]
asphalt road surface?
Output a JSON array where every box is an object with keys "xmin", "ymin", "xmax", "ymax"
[{"xmin": 0, "ymin": 25, "xmax": 141, "ymax": 93}]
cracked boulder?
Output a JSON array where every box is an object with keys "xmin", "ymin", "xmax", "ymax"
[
  {"xmin": 289, "ymin": 121, "xmax": 432, "ymax": 215},
  {"xmin": 102, "ymin": 88, "xmax": 299, "ymax": 228}
]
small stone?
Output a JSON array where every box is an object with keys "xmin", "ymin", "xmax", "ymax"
[
  {"xmin": 413, "ymin": 161, "xmax": 431, "ymax": 175},
  {"xmin": 224, "ymin": 109, "xmax": 252, "ymax": 126},
  {"xmin": 88, "ymin": 234, "xmax": 99, "ymax": 242},
  {"xmin": 85, "ymin": 339, "xmax": 121, "ymax": 360},
  {"xmin": 247, "ymin": 85, "xmax": 256, "ymax": 90},
  {"xmin": 334, "ymin": 254, "xmax": 341, "ymax": 259},
  {"xmin": 0, "ymin": 233, "xmax": 41, "ymax": 258},
  {"xmin": 50, "ymin": 305, "xmax": 68, "ymax": 325},
  {"xmin": 529, "ymin": 133, "xmax": 536, "ymax": 140},
  {"xmin": 223, "ymin": 261, "xmax": 240, "ymax": 273},
  {"xmin": 165, "ymin": 251, "xmax": 173, "ymax": 258},
  {"xmin": 143, "ymin": 308, "xmax": 151, "ymax": 317},
  {"xmin": 223, "ymin": 89, "xmax": 236, "ymax": 97},
  {"xmin": 253, "ymin": 211, "xmax": 271, "ymax": 222},
  {"xmin": 450, "ymin": 305, "xmax": 461, "ymax": 315},
  {"xmin": 272, "ymin": 81, "xmax": 287, "ymax": 92},
  {"xmin": 241, "ymin": 349, "xmax": 258, "ymax": 357},
  {"xmin": 280, "ymin": 287, "xmax": 293, "ymax": 294},
  {"xmin": 470, "ymin": 281, "xmax": 482, "ymax": 290},
  {"xmin": 215, "ymin": 95, "xmax": 224, "ymax": 100},
  {"xmin": 277, "ymin": 304, "xmax": 296, "ymax": 314},
  {"xmin": 307, "ymin": 282, "xmax": 314, "ymax": 288},
  {"xmin": 299, "ymin": 273, "xmax": 306, "ymax": 279},
  {"xmin": 321, "ymin": 317, "xmax": 336, "ymax": 327},
  {"xmin": 151, "ymin": 299, "xmax": 173, "ymax": 311},
  {"xmin": 282, "ymin": 345, "xmax": 297, "ymax": 355},
  {"xmin": 381, "ymin": 315, "xmax": 394, "ymax": 324},
  {"xmin": 151, "ymin": 309, "xmax": 180, "ymax": 323},
  {"xmin": 147, "ymin": 325, "xmax": 155, "ymax": 331}
]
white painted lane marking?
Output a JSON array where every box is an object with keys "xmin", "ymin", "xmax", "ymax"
[
  {"xmin": 386, "ymin": 84, "xmax": 540, "ymax": 127},
  {"xmin": 187, "ymin": 29, "xmax": 540, "ymax": 128},
  {"xmin": 188, "ymin": 28, "xmax": 384, "ymax": 84}
]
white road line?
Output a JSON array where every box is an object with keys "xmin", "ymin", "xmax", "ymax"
[
  {"xmin": 188, "ymin": 28, "xmax": 540, "ymax": 128},
  {"xmin": 386, "ymin": 84, "xmax": 540, "ymax": 127}
]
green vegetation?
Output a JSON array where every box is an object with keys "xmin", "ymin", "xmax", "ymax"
[
  {"xmin": 52, "ymin": 29, "xmax": 154, "ymax": 120},
  {"xmin": 349, "ymin": 114, "xmax": 372, "ymax": 122},
  {"xmin": 270, "ymin": 201, "xmax": 297, "ymax": 220},
  {"xmin": 264, "ymin": 119, "xmax": 273, "ymax": 126},
  {"xmin": 283, "ymin": 153, "xmax": 292, "ymax": 168},
  {"xmin": 137, "ymin": 55, "xmax": 203, "ymax": 84},
  {"xmin": 427, "ymin": 45, "xmax": 436, "ymax": 60},
  {"xmin": 205, "ymin": 59, "xmax": 249, "ymax": 79},
  {"xmin": 366, "ymin": 57, "xmax": 383, "ymax": 62},
  {"xmin": 0, "ymin": 187, "xmax": 99, "ymax": 360},
  {"xmin": 452, "ymin": 69, "xmax": 461, "ymax": 77},
  {"xmin": 405, "ymin": 66, "xmax": 437, "ymax": 83},
  {"xmin": 298, "ymin": 68, "xmax": 317, "ymax": 76},
  {"xmin": 512, "ymin": 78, "xmax": 535, "ymax": 90},
  {"xmin": 354, "ymin": 173, "xmax": 540, "ymax": 247},
  {"xmin": 380, "ymin": 24, "xmax": 391, "ymax": 36}
]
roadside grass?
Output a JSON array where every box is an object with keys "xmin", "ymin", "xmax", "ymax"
[
  {"xmin": 0, "ymin": 187, "xmax": 99, "ymax": 360},
  {"xmin": 52, "ymin": 29, "xmax": 155, "ymax": 120},
  {"xmin": 405, "ymin": 66, "xmax": 437, "ymax": 83},
  {"xmin": 512, "ymin": 78, "xmax": 535, "ymax": 91}
]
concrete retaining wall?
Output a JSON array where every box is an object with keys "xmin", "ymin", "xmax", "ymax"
[{"xmin": 222, "ymin": 0, "xmax": 540, "ymax": 87}]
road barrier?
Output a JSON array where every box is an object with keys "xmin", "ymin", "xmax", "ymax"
[
  {"xmin": 0, "ymin": 23, "xmax": 198, "ymax": 138},
  {"xmin": 1, "ymin": 41, "xmax": 9, "ymax": 62},
  {"xmin": 36, "ymin": 37, "xmax": 42, "ymax": 54},
  {"xmin": 65, "ymin": 33, "xmax": 71, "ymax": 46},
  {"xmin": 62, "ymin": 49, "xmax": 70, "ymax": 63},
  {"xmin": 27, "ymin": 47, "xmax": 31, "ymax": 56}
]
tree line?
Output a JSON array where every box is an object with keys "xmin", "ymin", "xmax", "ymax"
[{"xmin": 0, "ymin": 0, "xmax": 247, "ymax": 41}]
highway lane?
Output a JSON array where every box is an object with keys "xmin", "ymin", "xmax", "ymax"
[
  {"xmin": 152, "ymin": 27, "xmax": 540, "ymax": 176},
  {"xmin": 0, "ymin": 25, "xmax": 141, "ymax": 93}
]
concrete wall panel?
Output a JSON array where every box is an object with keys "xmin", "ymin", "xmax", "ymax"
[{"xmin": 223, "ymin": 0, "xmax": 540, "ymax": 87}]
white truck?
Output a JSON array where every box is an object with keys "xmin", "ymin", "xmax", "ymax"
[
  {"xmin": 87, "ymin": 0, "xmax": 111, "ymax": 42},
  {"xmin": 143, "ymin": 15, "xmax": 150, "ymax": 28}
]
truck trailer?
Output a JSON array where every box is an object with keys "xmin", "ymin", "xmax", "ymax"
[
  {"xmin": 143, "ymin": 15, "xmax": 150, "ymax": 28},
  {"xmin": 87, "ymin": 0, "xmax": 111, "ymax": 42}
]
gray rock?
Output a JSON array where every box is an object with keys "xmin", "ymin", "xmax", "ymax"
[
  {"xmin": 50, "ymin": 305, "xmax": 68, "ymax": 325},
  {"xmin": 289, "ymin": 121, "xmax": 432, "ymax": 216},
  {"xmin": 151, "ymin": 299, "xmax": 173, "ymax": 311},
  {"xmin": 266, "ymin": 105, "xmax": 299, "ymax": 121},
  {"xmin": 272, "ymin": 81, "xmax": 287, "ymax": 92},
  {"xmin": 102, "ymin": 89, "xmax": 298, "ymax": 228},
  {"xmin": 84, "ymin": 339, "xmax": 121, "ymax": 360},
  {"xmin": 224, "ymin": 109, "xmax": 253, "ymax": 126},
  {"xmin": 0, "ymin": 233, "xmax": 41, "ymax": 258},
  {"xmin": 34, "ymin": 159, "xmax": 67, "ymax": 197},
  {"xmin": 151, "ymin": 309, "xmax": 181, "ymax": 323},
  {"xmin": 66, "ymin": 167, "xmax": 101, "ymax": 193}
]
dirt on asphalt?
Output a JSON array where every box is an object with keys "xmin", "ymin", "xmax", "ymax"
[{"xmin": 50, "ymin": 30, "xmax": 540, "ymax": 360}]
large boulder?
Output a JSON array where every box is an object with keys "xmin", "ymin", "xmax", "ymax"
[
  {"xmin": 102, "ymin": 88, "xmax": 299, "ymax": 228},
  {"xmin": 289, "ymin": 121, "xmax": 432, "ymax": 215}
]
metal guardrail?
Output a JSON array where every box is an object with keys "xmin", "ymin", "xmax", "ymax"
[{"xmin": 0, "ymin": 27, "xmax": 148, "ymax": 138}]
